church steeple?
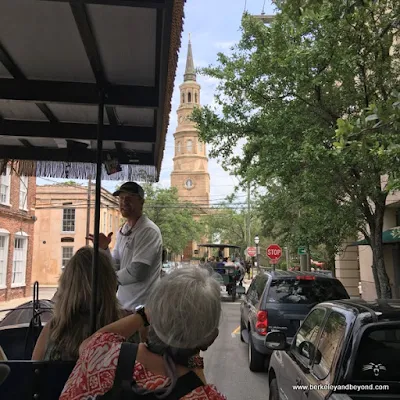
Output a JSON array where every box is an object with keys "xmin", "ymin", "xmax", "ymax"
[
  {"xmin": 184, "ymin": 35, "xmax": 196, "ymax": 82},
  {"xmin": 171, "ymin": 36, "xmax": 209, "ymax": 207}
]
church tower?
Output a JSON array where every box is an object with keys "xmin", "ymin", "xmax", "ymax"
[{"xmin": 170, "ymin": 38, "xmax": 210, "ymax": 206}]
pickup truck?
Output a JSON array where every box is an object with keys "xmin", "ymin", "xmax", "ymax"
[{"xmin": 265, "ymin": 299, "xmax": 400, "ymax": 399}]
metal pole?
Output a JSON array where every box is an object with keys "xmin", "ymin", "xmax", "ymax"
[
  {"xmin": 247, "ymin": 182, "xmax": 251, "ymax": 248},
  {"xmin": 90, "ymin": 92, "xmax": 104, "ymax": 334},
  {"xmin": 285, "ymin": 246, "xmax": 290, "ymax": 270},
  {"xmin": 85, "ymin": 175, "xmax": 92, "ymax": 246},
  {"xmin": 256, "ymin": 243, "xmax": 260, "ymax": 274}
]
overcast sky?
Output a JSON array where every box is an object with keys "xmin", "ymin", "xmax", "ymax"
[{"xmin": 37, "ymin": 0, "xmax": 276, "ymax": 205}]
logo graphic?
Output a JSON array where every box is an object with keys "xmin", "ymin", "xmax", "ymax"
[{"xmin": 362, "ymin": 363, "xmax": 386, "ymax": 377}]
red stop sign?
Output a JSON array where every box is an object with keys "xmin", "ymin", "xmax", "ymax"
[
  {"xmin": 266, "ymin": 244, "xmax": 282, "ymax": 260},
  {"xmin": 246, "ymin": 247, "xmax": 257, "ymax": 257}
]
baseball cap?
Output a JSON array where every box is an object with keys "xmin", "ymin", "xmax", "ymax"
[{"xmin": 112, "ymin": 182, "xmax": 145, "ymax": 199}]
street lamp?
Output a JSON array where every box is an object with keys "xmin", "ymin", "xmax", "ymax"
[{"xmin": 254, "ymin": 235, "xmax": 260, "ymax": 273}]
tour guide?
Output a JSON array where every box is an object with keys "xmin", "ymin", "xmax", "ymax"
[{"xmin": 89, "ymin": 182, "xmax": 162, "ymax": 311}]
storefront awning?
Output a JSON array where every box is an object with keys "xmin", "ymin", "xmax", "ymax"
[{"xmin": 353, "ymin": 226, "xmax": 400, "ymax": 245}]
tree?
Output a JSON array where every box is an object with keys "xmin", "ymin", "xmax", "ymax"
[
  {"xmin": 192, "ymin": 1, "xmax": 400, "ymax": 298},
  {"xmin": 202, "ymin": 201, "xmax": 261, "ymax": 250},
  {"xmin": 201, "ymin": 195, "xmax": 274, "ymax": 266},
  {"xmin": 141, "ymin": 185, "xmax": 205, "ymax": 256},
  {"xmin": 257, "ymin": 176, "xmax": 360, "ymax": 271}
]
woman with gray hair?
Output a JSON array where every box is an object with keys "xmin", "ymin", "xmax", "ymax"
[{"xmin": 60, "ymin": 267, "xmax": 226, "ymax": 400}]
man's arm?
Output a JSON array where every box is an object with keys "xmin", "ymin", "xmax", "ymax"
[
  {"xmin": 117, "ymin": 227, "xmax": 161, "ymax": 286},
  {"xmin": 104, "ymin": 245, "xmax": 121, "ymax": 271}
]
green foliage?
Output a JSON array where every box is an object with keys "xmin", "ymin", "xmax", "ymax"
[
  {"xmin": 201, "ymin": 195, "xmax": 268, "ymax": 253},
  {"xmin": 56, "ymin": 180, "xmax": 81, "ymax": 186},
  {"xmin": 142, "ymin": 185, "xmax": 205, "ymax": 255},
  {"xmin": 191, "ymin": 0, "xmax": 400, "ymax": 298}
]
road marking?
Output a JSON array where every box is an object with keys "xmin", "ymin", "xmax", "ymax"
[{"xmin": 231, "ymin": 325, "xmax": 241, "ymax": 337}]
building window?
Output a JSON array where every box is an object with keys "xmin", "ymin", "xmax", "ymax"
[
  {"xmin": 115, "ymin": 215, "xmax": 119, "ymax": 230},
  {"xmin": 198, "ymin": 141, "xmax": 203, "ymax": 152},
  {"xmin": 19, "ymin": 175, "xmax": 29, "ymax": 210},
  {"xmin": 182, "ymin": 92, "xmax": 185, "ymax": 103},
  {"xmin": 186, "ymin": 139, "xmax": 193, "ymax": 153},
  {"xmin": 185, "ymin": 179, "xmax": 193, "ymax": 189},
  {"xmin": 109, "ymin": 213, "xmax": 112, "ymax": 232},
  {"xmin": 103, "ymin": 211, "xmax": 107, "ymax": 232},
  {"xmin": 12, "ymin": 235, "xmax": 28, "ymax": 286},
  {"xmin": 195, "ymin": 92, "xmax": 198, "ymax": 103},
  {"xmin": 62, "ymin": 208, "xmax": 75, "ymax": 232},
  {"xmin": 0, "ymin": 165, "xmax": 11, "ymax": 205},
  {"xmin": 62, "ymin": 246, "xmax": 74, "ymax": 270},
  {"xmin": 177, "ymin": 141, "xmax": 181, "ymax": 153},
  {"xmin": 0, "ymin": 232, "xmax": 9, "ymax": 287},
  {"xmin": 188, "ymin": 92, "xmax": 192, "ymax": 103}
]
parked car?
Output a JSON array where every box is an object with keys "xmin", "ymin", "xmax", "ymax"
[
  {"xmin": 240, "ymin": 270, "xmax": 349, "ymax": 371},
  {"xmin": 265, "ymin": 299, "xmax": 400, "ymax": 399}
]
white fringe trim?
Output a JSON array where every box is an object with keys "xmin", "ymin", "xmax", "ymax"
[{"xmin": 0, "ymin": 159, "xmax": 157, "ymax": 182}]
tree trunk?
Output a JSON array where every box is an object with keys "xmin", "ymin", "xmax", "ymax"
[
  {"xmin": 371, "ymin": 264, "xmax": 381, "ymax": 299},
  {"xmin": 326, "ymin": 245, "xmax": 336, "ymax": 277},
  {"xmin": 370, "ymin": 203, "xmax": 392, "ymax": 299}
]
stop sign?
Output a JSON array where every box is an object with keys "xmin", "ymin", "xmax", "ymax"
[
  {"xmin": 266, "ymin": 244, "xmax": 282, "ymax": 260},
  {"xmin": 246, "ymin": 247, "xmax": 257, "ymax": 257}
]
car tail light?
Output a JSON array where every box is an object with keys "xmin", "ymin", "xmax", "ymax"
[
  {"xmin": 296, "ymin": 275, "xmax": 315, "ymax": 280},
  {"xmin": 256, "ymin": 310, "xmax": 268, "ymax": 335}
]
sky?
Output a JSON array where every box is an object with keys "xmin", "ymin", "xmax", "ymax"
[{"xmin": 37, "ymin": 0, "xmax": 276, "ymax": 205}]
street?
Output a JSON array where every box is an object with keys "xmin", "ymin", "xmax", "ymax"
[{"xmin": 203, "ymin": 299, "xmax": 269, "ymax": 400}]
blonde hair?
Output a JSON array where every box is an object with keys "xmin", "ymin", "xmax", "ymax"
[{"xmin": 49, "ymin": 246, "xmax": 121, "ymax": 360}]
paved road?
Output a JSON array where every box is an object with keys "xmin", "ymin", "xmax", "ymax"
[{"xmin": 203, "ymin": 298, "xmax": 269, "ymax": 400}]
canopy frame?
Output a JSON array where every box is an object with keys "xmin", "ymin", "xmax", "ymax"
[{"xmin": 0, "ymin": 0, "xmax": 185, "ymax": 333}]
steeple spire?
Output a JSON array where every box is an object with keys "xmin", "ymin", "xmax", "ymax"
[{"xmin": 184, "ymin": 35, "xmax": 196, "ymax": 82}]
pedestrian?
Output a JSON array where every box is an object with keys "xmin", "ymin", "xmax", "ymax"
[
  {"xmin": 88, "ymin": 182, "xmax": 162, "ymax": 316},
  {"xmin": 245, "ymin": 261, "xmax": 251, "ymax": 280}
]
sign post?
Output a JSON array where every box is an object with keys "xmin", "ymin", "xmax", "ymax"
[{"xmin": 266, "ymin": 244, "xmax": 282, "ymax": 270}]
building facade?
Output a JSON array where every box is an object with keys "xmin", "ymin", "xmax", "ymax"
[
  {"xmin": 335, "ymin": 179, "xmax": 400, "ymax": 299},
  {"xmin": 0, "ymin": 162, "xmax": 36, "ymax": 302},
  {"xmin": 170, "ymin": 39, "xmax": 211, "ymax": 260},
  {"xmin": 33, "ymin": 183, "xmax": 121, "ymax": 285}
]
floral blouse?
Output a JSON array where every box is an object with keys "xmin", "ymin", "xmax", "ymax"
[{"xmin": 60, "ymin": 332, "xmax": 227, "ymax": 400}]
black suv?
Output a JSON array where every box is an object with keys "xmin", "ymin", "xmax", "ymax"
[
  {"xmin": 265, "ymin": 299, "xmax": 400, "ymax": 399},
  {"xmin": 240, "ymin": 269, "xmax": 350, "ymax": 371}
]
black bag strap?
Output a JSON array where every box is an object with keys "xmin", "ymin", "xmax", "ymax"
[
  {"xmin": 167, "ymin": 371, "xmax": 204, "ymax": 399},
  {"xmin": 99, "ymin": 342, "xmax": 139, "ymax": 400},
  {"xmin": 100, "ymin": 342, "xmax": 204, "ymax": 400}
]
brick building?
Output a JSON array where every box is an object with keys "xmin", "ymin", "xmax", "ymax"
[
  {"xmin": 0, "ymin": 162, "xmax": 36, "ymax": 302},
  {"xmin": 33, "ymin": 184, "xmax": 121, "ymax": 285},
  {"xmin": 170, "ymin": 39, "xmax": 210, "ymax": 261}
]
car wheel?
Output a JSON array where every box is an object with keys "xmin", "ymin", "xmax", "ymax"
[
  {"xmin": 248, "ymin": 331, "xmax": 265, "ymax": 372},
  {"xmin": 269, "ymin": 378, "xmax": 279, "ymax": 400}
]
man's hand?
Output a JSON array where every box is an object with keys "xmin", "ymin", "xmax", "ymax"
[{"xmin": 86, "ymin": 232, "xmax": 113, "ymax": 250}]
